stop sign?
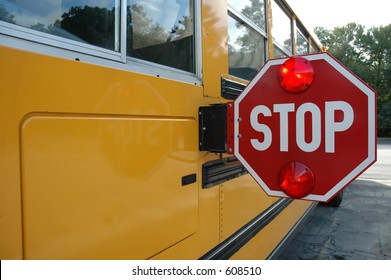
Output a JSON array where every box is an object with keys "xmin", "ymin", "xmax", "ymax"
[{"xmin": 234, "ymin": 53, "xmax": 376, "ymax": 202}]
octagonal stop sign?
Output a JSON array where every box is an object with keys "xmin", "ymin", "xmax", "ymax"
[{"xmin": 234, "ymin": 53, "xmax": 376, "ymax": 202}]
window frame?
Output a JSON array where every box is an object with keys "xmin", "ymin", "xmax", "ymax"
[
  {"xmin": 228, "ymin": 2, "xmax": 267, "ymax": 39},
  {"xmin": 296, "ymin": 27, "xmax": 309, "ymax": 55},
  {"xmin": 0, "ymin": 0, "xmax": 202, "ymax": 85},
  {"xmin": 270, "ymin": 0, "xmax": 293, "ymax": 57},
  {"xmin": 227, "ymin": 1, "xmax": 267, "ymax": 81},
  {"xmin": 0, "ymin": 16, "xmax": 123, "ymax": 62}
]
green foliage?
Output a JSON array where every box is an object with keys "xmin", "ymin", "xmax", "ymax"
[
  {"xmin": 315, "ymin": 23, "xmax": 391, "ymax": 137},
  {"xmin": 379, "ymin": 100, "xmax": 391, "ymax": 137}
]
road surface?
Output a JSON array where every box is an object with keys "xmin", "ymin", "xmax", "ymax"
[{"xmin": 276, "ymin": 138, "xmax": 391, "ymax": 259}]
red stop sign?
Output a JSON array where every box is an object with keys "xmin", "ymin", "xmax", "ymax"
[{"xmin": 234, "ymin": 53, "xmax": 376, "ymax": 202}]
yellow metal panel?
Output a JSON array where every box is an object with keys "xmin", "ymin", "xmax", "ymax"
[
  {"xmin": 0, "ymin": 48, "xmax": 24, "ymax": 259},
  {"xmin": 145, "ymin": 0, "xmax": 234, "ymax": 259},
  {"xmin": 0, "ymin": 46, "xmax": 208, "ymax": 259},
  {"xmin": 0, "ymin": 120, "xmax": 23, "ymax": 258},
  {"xmin": 220, "ymin": 175, "xmax": 314, "ymax": 259},
  {"xmin": 151, "ymin": 183, "xmax": 221, "ymax": 259},
  {"xmin": 21, "ymin": 115, "xmax": 198, "ymax": 259},
  {"xmin": 230, "ymin": 200, "xmax": 313, "ymax": 259},
  {"xmin": 220, "ymin": 175, "xmax": 279, "ymax": 241},
  {"xmin": 231, "ymin": 200, "xmax": 312, "ymax": 260},
  {"xmin": 202, "ymin": 0, "xmax": 229, "ymax": 99},
  {"xmin": 267, "ymin": 0, "xmax": 274, "ymax": 58}
]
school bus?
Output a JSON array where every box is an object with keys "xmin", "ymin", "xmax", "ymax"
[{"xmin": 0, "ymin": 0, "xmax": 322, "ymax": 259}]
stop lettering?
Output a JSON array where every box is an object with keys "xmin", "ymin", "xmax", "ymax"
[
  {"xmin": 234, "ymin": 53, "xmax": 376, "ymax": 202},
  {"xmin": 250, "ymin": 101, "xmax": 353, "ymax": 153}
]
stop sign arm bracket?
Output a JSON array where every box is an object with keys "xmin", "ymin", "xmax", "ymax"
[
  {"xmin": 227, "ymin": 101, "xmax": 235, "ymax": 154},
  {"xmin": 198, "ymin": 102, "xmax": 234, "ymax": 154}
]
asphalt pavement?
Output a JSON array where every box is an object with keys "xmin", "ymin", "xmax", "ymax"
[{"xmin": 276, "ymin": 138, "xmax": 391, "ymax": 260}]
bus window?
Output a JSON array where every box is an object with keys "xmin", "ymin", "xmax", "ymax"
[
  {"xmin": 227, "ymin": 0, "xmax": 266, "ymax": 81},
  {"xmin": 271, "ymin": 0, "xmax": 292, "ymax": 56},
  {"xmin": 126, "ymin": 0, "xmax": 195, "ymax": 73},
  {"xmin": 228, "ymin": 0, "xmax": 266, "ymax": 31},
  {"xmin": 0, "ymin": 0, "xmax": 121, "ymax": 52},
  {"xmin": 296, "ymin": 29, "xmax": 309, "ymax": 55},
  {"xmin": 273, "ymin": 44, "xmax": 287, "ymax": 58},
  {"xmin": 310, "ymin": 42, "xmax": 319, "ymax": 54}
]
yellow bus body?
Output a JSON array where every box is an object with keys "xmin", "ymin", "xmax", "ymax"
[{"xmin": 0, "ymin": 0, "xmax": 317, "ymax": 259}]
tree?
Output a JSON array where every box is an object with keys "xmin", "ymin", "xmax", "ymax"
[
  {"xmin": 357, "ymin": 25, "xmax": 391, "ymax": 106},
  {"xmin": 240, "ymin": 0, "xmax": 265, "ymax": 31},
  {"xmin": 234, "ymin": 0, "xmax": 265, "ymax": 53},
  {"xmin": 127, "ymin": 4, "xmax": 167, "ymax": 51},
  {"xmin": 315, "ymin": 23, "xmax": 367, "ymax": 77},
  {"xmin": 0, "ymin": 4, "xmax": 15, "ymax": 23},
  {"xmin": 315, "ymin": 23, "xmax": 391, "ymax": 137},
  {"xmin": 379, "ymin": 100, "xmax": 391, "ymax": 137},
  {"xmin": 61, "ymin": 6, "xmax": 116, "ymax": 50}
]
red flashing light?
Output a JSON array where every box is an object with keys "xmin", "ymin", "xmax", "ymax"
[
  {"xmin": 278, "ymin": 161, "xmax": 315, "ymax": 199},
  {"xmin": 279, "ymin": 57, "xmax": 314, "ymax": 94}
]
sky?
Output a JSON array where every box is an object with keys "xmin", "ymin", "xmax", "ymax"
[{"xmin": 289, "ymin": 0, "xmax": 391, "ymax": 31}]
